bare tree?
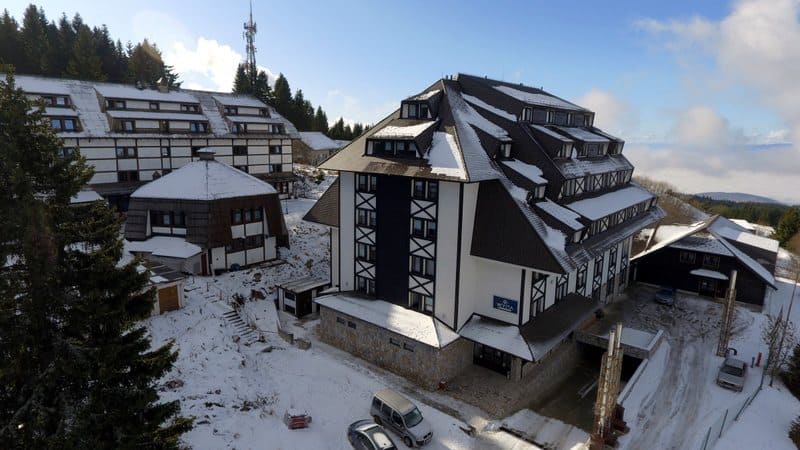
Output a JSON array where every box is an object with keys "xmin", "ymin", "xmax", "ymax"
[{"xmin": 763, "ymin": 311, "xmax": 797, "ymax": 386}]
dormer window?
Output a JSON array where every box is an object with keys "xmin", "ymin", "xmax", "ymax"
[
  {"xmin": 555, "ymin": 142, "xmax": 572, "ymax": 159},
  {"xmin": 233, "ymin": 123, "xmax": 247, "ymax": 134},
  {"xmin": 522, "ymin": 107, "xmax": 532, "ymax": 122},
  {"xmin": 408, "ymin": 103, "xmax": 418, "ymax": 118},
  {"xmin": 500, "ymin": 142, "xmax": 512, "ymax": 159},
  {"xmin": 121, "ymin": 120, "xmax": 135, "ymax": 132},
  {"xmin": 368, "ymin": 140, "xmax": 418, "ymax": 158},
  {"xmin": 259, "ymin": 108, "xmax": 269, "ymax": 116},
  {"xmin": 107, "ymin": 99, "xmax": 126, "ymax": 110},
  {"xmin": 181, "ymin": 104, "xmax": 199, "ymax": 113},
  {"xmin": 548, "ymin": 110, "xmax": 569, "ymax": 126},
  {"xmin": 532, "ymin": 185, "xmax": 546, "ymax": 200},
  {"xmin": 43, "ymin": 95, "xmax": 70, "ymax": 107},
  {"xmin": 149, "ymin": 102, "xmax": 159, "ymax": 110},
  {"xmin": 269, "ymin": 124, "xmax": 283, "ymax": 134},
  {"xmin": 189, "ymin": 122, "xmax": 208, "ymax": 133},
  {"xmin": 51, "ymin": 118, "xmax": 78, "ymax": 132},
  {"xmin": 420, "ymin": 103, "xmax": 429, "ymax": 118},
  {"xmin": 224, "ymin": 106, "xmax": 238, "ymax": 115}
]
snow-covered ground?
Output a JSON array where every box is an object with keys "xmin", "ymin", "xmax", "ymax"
[{"xmin": 143, "ymin": 172, "xmax": 536, "ymax": 449}]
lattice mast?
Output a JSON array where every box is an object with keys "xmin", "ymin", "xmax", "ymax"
[
  {"xmin": 243, "ymin": 0, "xmax": 258, "ymax": 87},
  {"xmin": 716, "ymin": 270, "xmax": 738, "ymax": 357},
  {"xmin": 590, "ymin": 322, "xmax": 624, "ymax": 450}
]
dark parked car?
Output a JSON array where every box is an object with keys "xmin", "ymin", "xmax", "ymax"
[
  {"xmin": 347, "ymin": 419, "xmax": 398, "ymax": 450},
  {"xmin": 654, "ymin": 286, "xmax": 676, "ymax": 306}
]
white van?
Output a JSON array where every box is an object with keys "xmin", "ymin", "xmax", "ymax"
[{"xmin": 370, "ymin": 389, "xmax": 433, "ymax": 447}]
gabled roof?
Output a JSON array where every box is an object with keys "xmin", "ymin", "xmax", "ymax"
[
  {"xmin": 633, "ymin": 215, "xmax": 777, "ymax": 288},
  {"xmin": 298, "ymin": 131, "xmax": 341, "ymax": 151},
  {"xmin": 130, "ymin": 153, "xmax": 277, "ymax": 201},
  {"xmin": 303, "ymin": 178, "xmax": 339, "ymax": 227}
]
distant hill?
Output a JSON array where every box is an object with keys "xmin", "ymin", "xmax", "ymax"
[{"xmin": 694, "ymin": 192, "xmax": 783, "ymax": 204}]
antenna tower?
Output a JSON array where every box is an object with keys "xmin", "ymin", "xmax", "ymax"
[{"xmin": 243, "ymin": 0, "xmax": 258, "ymax": 87}]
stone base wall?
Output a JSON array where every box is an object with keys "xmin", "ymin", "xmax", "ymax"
[
  {"xmin": 318, "ymin": 306, "xmax": 472, "ymax": 390},
  {"xmin": 515, "ymin": 337, "xmax": 581, "ymax": 407}
]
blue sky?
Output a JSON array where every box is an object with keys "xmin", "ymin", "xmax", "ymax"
[{"xmin": 7, "ymin": 0, "xmax": 800, "ymax": 202}]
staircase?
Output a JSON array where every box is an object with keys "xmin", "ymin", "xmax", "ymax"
[{"xmin": 223, "ymin": 309, "xmax": 260, "ymax": 345}]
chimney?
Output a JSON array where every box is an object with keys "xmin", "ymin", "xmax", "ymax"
[
  {"xmin": 157, "ymin": 77, "xmax": 169, "ymax": 93},
  {"xmin": 197, "ymin": 148, "xmax": 215, "ymax": 161}
]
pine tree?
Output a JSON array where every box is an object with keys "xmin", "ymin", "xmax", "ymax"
[
  {"xmin": 253, "ymin": 70, "xmax": 271, "ymax": 103},
  {"xmin": 19, "ymin": 5, "xmax": 49, "ymax": 74},
  {"xmin": 127, "ymin": 39, "xmax": 165, "ymax": 86},
  {"xmin": 66, "ymin": 26, "xmax": 104, "ymax": 81},
  {"xmin": 271, "ymin": 73, "xmax": 292, "ymax": 113},
  {"xmin": 313, "ymin": 106, "xmax": 328, "ymax": 133},
  {"xmin": 352, "ymin": 123, "xmax": 364, "ymax": 138},
  {"xmin": 0, "ymin": 10, "xmax": 21, "ymax": 67},
  {"xmin": 232, "ymin": 63, "xmax": 252, "ymax": 94},
  {"xmin": 774, "ymin": 208, "xmax": 800, "ymax": 248},
  {"xmin": 328, "ymin": 117, "xmax": 346, "ymax": 139},
  {"xmin": 0, "ymin": 72, "xmax": 190, "ymax": 447}
]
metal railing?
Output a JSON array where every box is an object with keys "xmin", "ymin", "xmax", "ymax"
[{"xmin": 699, "ymin": 384, "xmax": 762, "ymax": 450}]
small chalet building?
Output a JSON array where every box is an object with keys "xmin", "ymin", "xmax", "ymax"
[
  {"xmin": 14, "ymin": 75, "xmax": 298, "ymax": 208},
  {"xmin": 632, "ymin": 215, "xmax": 778, "ymax": 306},
  {"xmin": 125, "ymin": 150, "xmax": 288, "ymax": 275},
  {"xmin": 304, "ymin": 74, "xmax": 663, "ymax": 389},
  {"xmin": 295, "ymin": 131, "xmax": 345, "ymax": 165}
]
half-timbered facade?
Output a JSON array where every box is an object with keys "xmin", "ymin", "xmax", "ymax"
[
  {"xmin": 632, "ymin": 215, "xmax": 778, "ymax": 306},
  {"xmin": 305, "ymin": 74, "xmax": 664, "ymax": 387},
  {"xmin": 15, "ymin": 75, "xmax": 298, "ymax": 209},
  {"xmin": 125, "ymin": 150, "xmax": 288, "ymax": 275}
]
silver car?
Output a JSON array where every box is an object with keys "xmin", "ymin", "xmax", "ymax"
[
  {"xmin": 717, "ymin": 357, "xmax": 747, "ymax": 392},
  {"xmin": 370, "ymin": 389, "xmax": 433, "ymax": 447}
]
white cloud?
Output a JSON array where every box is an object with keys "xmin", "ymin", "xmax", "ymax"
[
  {"xmin": 672, "ymin": 106, "xmax": 731, "ymax": 148},
  {"xmin": 575, "ymin": 89, "xmax": 637, "ymax": 137},
  {"xmin": 165, "ymin": 38, "xmax": 242, "ymax": 92}
]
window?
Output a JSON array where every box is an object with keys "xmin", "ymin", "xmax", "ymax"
[
  {"xmin": 245, "ymin": 235, "xmax": 264, "ymax": 249},
  {"xmin": 356, "ymin": 276, "xmax": 375, "ymax": 296},
  {"xmin": 232, "ymin": 210, "xmax": 242, "ymax": 225},
  {"xmin": 233, "ymin": 123, "xmax": 247, "ymax": 134},
  {"xmin": 116, "ymin": 147, "xmax": 137, "ymax": 158},
  {"xmin": 151, "ymin": 211, "xmax": 186, "ymax": 228},
  {"xmin": 117, "ymin": 170, "xmax": 139, "ymax": 182},
  {"xmin": 336, "ymin": 317, "xmax": 346, "ymax": 325},
  {"xmin": 577, "ymin": 264, "xmax": 588, "ymax": 296},
  {"xmin": 522, "ymin": 107, "xmax": 532, "ymax": 122},
  {"xmin": 51, "ymin": 118, "xmax": 79, "ymax": 132},
  {"xmin": 190, "ymin": 122, "xmax": 208, "ymax": 133},
  {"xmin": 389, "ymin": 337, "xmax": 401, "ymax": 347},
  {"xmin": 106, "ymin": 99, "xmax": 125, "ymax": 109},
  {"xmin": 408, "ymin": 103, "xmax": 418, "ymax": 118},
  {"xmin": 419, "ymin": 104, "xmax": 429, "ymax": 119},
  {"xmin": 254, "ymin": 208, "xmax": 263, "ymax": 221},
  {"xmin": 357, "ymin": 174, "xmax": 378, "ymax": 193},
  {"xmin": 276, "ymin": 182, "xmax": 290, "ymax": 194},
  {"xmin": 356, "ymin": 208, "xmax": 377, "ymax": 228},
  {"xmin": 411, "ymin": 179, "xmax": 437, "ymax": 201},
  {"xmin": 149, "ymin": 102, "xmax": 159, "ymax": 110},
  {"xmin": 269, "ymin": 164, "xmax": 283, "ymax": 173},
  {"xmin": 244, "ymin": 209, "xmax": 252, "ymax": 223},
  {"xmin": 409, "ymin": 292, "xmax": 433, "ymax": 315},
  {"xmin": 500, "ymin": 142, "xmax": 512, "ymax": 158},
  {"xmin": 413, "ymin": 180, "xmax": 426, "ymax": 198},
  {"xmin": 403, "ymin": 342, "xmax": 415, "ymax": 352},
  {"xmin": 269, "ymin": 124, "xmax": 283, "ymax": 134},
  {"xmin": 411, "ymin": 218, "xmax": 436, "ymax": 239},
  {"xmin": 703, "ymin": 254, "xmax": 720, "ymax": 269},
  {"xmin": 121, "ymin": 120, "xmax": 135, "ymax": 132},
  {"xmin": 181, "ymin": 104, "xmax": 199, "ymax": 112},
  {"xmin": 411, "ymin": 256, "xmax": 435, "ymax": 278},
  {"xmin": 555, "ymin": 274, "xmax": 568, "ymax": 301},
  {"xmin": 259, "ymin": 108, "xmax": 269, "ymax": 117},
  {"xmin": 233, "ymin": 145, "xmax": 248, "ymax": 156},
  {"xmin": 356, "ymin": 242, "xmax": 376, "ymax": 262},
  {"xmin": 679, "ymin": 251, "xmax": 696, "ymax": 264},
  {"xmin": 226, "ymin": 238, "xmax": 246, "ymax": 253},
  {"xmin": 233, "ymin": 165, "xmax": 248, "ymax": 173},
  {"xmin": 58, "ymin": 147, "xmax": 75, "ymax": 159},
  {"xmin": 550, "ymin": 110, "xmax": 568, "ymax": 126},
  {"xmin": 161, "ymin": 146, "xmax": 171, "ymax": 157},
  {"xmin": 269, "ymin": 145, "xmax": 282, "ymax": 154},
  {"xmin": 224, "ymin": 106, "xmax": 238, "ymax": 115},
  {"xmin": 231, "ymin": 208, "xmax": 262, "ymax": 225}
]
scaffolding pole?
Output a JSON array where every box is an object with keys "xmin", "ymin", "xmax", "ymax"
[
  {"xmin": 716, "ymin": 270, "xmax": 738, "ymax": 357},
  {"xmin": 590, "ymin": 322, "xmax": 625, "ymax": 450}
]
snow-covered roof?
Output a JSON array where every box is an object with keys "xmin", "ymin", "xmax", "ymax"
[
  {"xmin": 315, "ymin": 294, "xmax": 459, "ymax": 348},
  {"xmin": 535, "ymin": 199, "xmax": 584, "ymax": 231},
  {"xmin": 493, "ymin": 85, "xmax": 584, "ymax": 111},
  {"xmin": 670, "ymin": 235, "xmax": 733, "ymax": 257},
  {"xmin": 454, "ymin": 93, "xmax": 510, "ymax": 140},
  {"xmin": 278, "ymin": 276, "xmax": 329, "ymax": 293},
  {"xmin": 16, "ymin": 76, "xmax": 71, "ymax": 94},
  {"xmin": 530, "ymin": 124, "xmax": 574, "ymax": 142},
  {"xmin": 95, "ymin": 84, "xmax": 199, "ymax": 103},
  {"xmin": 459, "ymin": 316, "xmax": 533, "ymax": 360},
  {"xmin": 371, "ymin": 121, "xmax": 437, "ymax": 139},
  {"xmin": 556, "ymin": 127, "xmax": 610, "ymax": 143},
  {"xmin": 299, "ymin": 131, "xmax": 340, "ymax": 151},
  {"xmin": 462, "ymin": 93, "xmax": 516, "ymax": 121},
  {"xmin": 713, "ymin": 236, "xmax": 776, "ymax": 288},
  {"xmin": 427, "ymin": 132, "xmax": 467, "ymax": 180},
  {"xmin": 127, "ymin": 236, "xmax": 202, "ymax": 259},
  {"xmin": 711, "ymin": 221, "xmax": 780, "ymax": 253},
  {"xmin": 130, "ymin": 155, "xmax": 277, "ymax": 200},
  {"xmin": 565, "ymin": 184, "xmax": 655, "ymax": 221},
  {"xmin": 40, "ymin": 107, "xmax": 78, "ymax": 117},
  {"xmin": 500, "ymin": 159, "xmax": 547, "ymax": 184},
  {"xmin": 407, "ymin": 89, "xmax": 441, "ymax": 101},
  {"xmin": 554, "ymin": 154, "xmax": 633, "ymax": 178},
  {"xmin": 106, "ymin": 110, "xmax": 207, "ymax": 121},
  {"xmin": 70, "ymin": 190, "xmax": 103, "ymax": 204},
  {"xmin": 446, "ymin": 89, "xmax": 502, "ymax": 182},
  {"xmin": 690, "ymin": 268, "xmax": 730, "ymax": 281},
  {"xmin": 211, "ymin": 94, "xmax": 266, "ymax": 108}
]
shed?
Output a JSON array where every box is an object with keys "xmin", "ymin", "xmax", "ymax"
[{"xmin": 277, "ymin": 276, "xmax": 330, "ymax": 317}]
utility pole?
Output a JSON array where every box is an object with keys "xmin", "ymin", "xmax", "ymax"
[
  {"xmin": 590, "ymin": 322, "xmax": 626, "ymax": 450},
  {"xmin": 717, "ymin": 270, "xmax": 738, "ymax": 357},
  {"xmin": 243, "ymin": 0, "xmax": 258, "ymax": 87}
]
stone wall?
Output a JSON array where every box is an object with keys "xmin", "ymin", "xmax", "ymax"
[
  {"xmin": 515, "ymin": 337, "xmax": 581, "ymax": 407},
  {"xmin": 318, "ymin": 306, "xmax": 472, "ymax": 390}
]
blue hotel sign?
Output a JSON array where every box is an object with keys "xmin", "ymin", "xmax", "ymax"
[{"xmin": 493, "ymin": 296, "xmax": 518, "ymax": 314}]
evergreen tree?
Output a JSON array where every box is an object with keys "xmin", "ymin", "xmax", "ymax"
[
  {"xmin": 0, "ymin": 72, "xmax": 190, "ymax": 447},
  {"xmin": 66, "ymin": 26, "xmax": 104, "ymax": 81},
  {"xmin": 313, "ymin": 106, "xmax": 328, "ymax": 133},
  {"xmin": 232, "ymin": 63, "xmax": 252, "ymax": 94},
  {"xmin": 328, "ymin": 117, "xmax": 346, "ymax": 139},
  {"xmin": 0, "ymin": 10, "xmax": 20, "ymax": 67},
  {"xmin": 253, "ymin": 70, "xmax": 271, "ymax": 103},
  {"xmin": 271, "ymin": 73, "xmax": 292, "ymax": 113},
  {"xmin": 127, "ymin": 39, "xmax": 165, "ymax": 86},
  {"xmin": 94, "ymin": 25, "xmax": 121, "ymax": 82},
  {"xmin": 782, "ymin": 343, "xmax": 800, "ymax": 400},
  {"xmin": 352, "ymin": 123, "xmax": 364, "ymax": 138},
  {"xmin": 19, "ymin": 5, "xmax": 49, "ymax": 74},
  {"xmin": 291, "ymin": 89, "xmax": 308, "ymax": 130},
  {"xmin": 774, "ymin": 208, "xmax": 800, "ymax": 248}
]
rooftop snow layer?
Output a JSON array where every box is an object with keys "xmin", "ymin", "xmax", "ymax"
[
  {"xmin": 226, "ymin": 115, "xmax": 285, "ymax": 124},
  {"xmin": 566, "ymin": 184, "xmax": 655, "ymax": 221},
  {"xmin": 314, "ymin": 294, "xmax": 459, "ymax": 348},
  {"xmin": 299, "ymin": 131, "xmax": 341, "ymax": 150},
  {"xmin": 127, "ymin": 236, "xmax": 202, "ymax": 259},
  {"xmin": 462, "ymin": 93, "xmax": 517, "ymax": 121},
  {"xmin": 371, "ymin": 121, "xmax": 437, "ymax": 139},
  {"xmin": 712, "ymin": 223, "xmax": 780, "ymax": 253},
  {"xmin": 70, "ymin": 190, "xmax": 103, "ymax": 204},
  {"xmin": 427, "ymin": 132, "xmax": 467, "ymax": 180},
  {"xmin": 536, "ymin": 199, "xmax": 584, "ymax": 231},
  {"xmin": 446, "ymin": 88, "xmax": 503, "ymax": 182},
  {"xmin": 211, "ymin": 94, "xmax": 266, "ymax": 108},
  {"xmin": 130, "ymin": 157, "xmax": 277, "ymax": 200},
  {"xmin": 95, "ymin": 84, "xmax": 199, "ymax": 103},
  {"xmin": 554, "ymin": 154, "xmax": 633, "ymax": 178},
  {"xmin": 493, "ymin": 85, "xmax": 584, "ymax": 111},
  {"xmin": 530, "ymin": 124, "xmax": 574, "ymax": 142},
  {"xmin": 459, "ymin": 316, "xmax": 533, "ymax": 360},
  {"xmin": 690, "ymin": 268, "xmax": 730, "ymax": 280},
  {"xmin": 556, "ymin": 127, "xmax": 610, "ymax": 143},
  {"xmin": 106, "ymin": 110, "xmax": 208, "ymax": 121},
  {"xmin": 407, "ymin": 89, "xmax": 441, "ymax": 101},
  {"xmin": 500, "ymin": 159, "xmax": 547, "ymax": 184},
  {"xmin": 455, "ymin": 93, "xmax": 510, "ymax": 140},
  {"xmin": 670, "ymin": 235, "xmax": 734, "ymax": 257},
  {"xmin": 15, "ymin": 76, "xmax": 71, "ymax": 94}
]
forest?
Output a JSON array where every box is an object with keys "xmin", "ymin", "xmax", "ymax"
[{"xmin": 0, "ymin": 4, "xmax": 368, "ymax": 140}]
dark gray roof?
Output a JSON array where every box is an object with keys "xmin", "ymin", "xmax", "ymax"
[
  {"xmin": 304, "ymin": 178, "xmax": 339, "ymax": 227},
  {"xmin": 521, "ymin": 293, "xmax": 599, "ymax": 360}
]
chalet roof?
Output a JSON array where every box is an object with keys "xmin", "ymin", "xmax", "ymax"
[
  {"xmin": 130, "ymin": 154, "xmax": 277, "ymax": 201},
  {"xmin": 633, "ymin": 215, "xmax": 777, "ymax": 288},
  {"xmin": 127, "ymin": 236, "xmax": 202, "ymax": 259},
  {"xmin": 298, "ymin": 132, "xmax": 341, "ymax": 151},
  {"xmin": 564, "ymin": 184, "xmax": 655, "ymax": 221},
  {"xmin": 303, "ymin": 178, "xmax": 339, "ymax": 227},
  {"xmin": 492, "ymin": 84, "xmax": 586, "ymax": 111},
  {"xmin": 277, "ymin": 276, "xmax": 329, "ymax": 293},
  {"xmin": 520, "ymin": 293, "xmax": 598, "ymax": 361},
  {"xmin": 226, "ymin": 115, "xmax": 285, "ymax": 124},
  {"xmin": 211, "ymin": 94, "xmax": 266, "ymax": 108},
  {"xmin": 12, "ymin": 74, "xmax": 298, "ymax": 138}
]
